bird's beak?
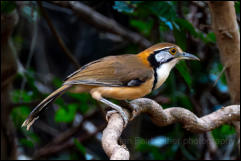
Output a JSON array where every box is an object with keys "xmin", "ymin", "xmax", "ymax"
[{"xmin": 179, "ymin": 52, "xmax": 200, "ymax": 61}]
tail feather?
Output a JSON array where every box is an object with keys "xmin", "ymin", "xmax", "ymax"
[{"xmin": 22, "ymin": 84, "xmax": 72, "ymax": 130}]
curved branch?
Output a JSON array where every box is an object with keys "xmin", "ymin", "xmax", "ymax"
[
  {"xmin": 102, "ymin": 110, "xmax": 130, "ymax": 160},
  {"xmin": 130, "ymin": 98, "xmax": 240, "ymax": 133},
  {"xmin": 102, "ymin": 98, "xmax": 240, "ymax": 160}
]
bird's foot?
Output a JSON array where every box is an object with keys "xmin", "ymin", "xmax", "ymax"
[
  {"xmin": 106, "ymin": 109, "xmax": 129, "ymax": 128},
  {"xmin": 100, "ymin": 98, "xmax": 129, "ymax": 127}
]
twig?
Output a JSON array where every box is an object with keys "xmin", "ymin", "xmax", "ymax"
[
  {"xmin": 38, "ymin": 1, "xmax": 80, "ymax": 69},
  {"xmin": 102, "ymin": 98, "xmax": 240, "ymax": 160},
  {"xmin": 212, "ymin": 65, "xmax": 227, "ymax": 87},
  {"xmin": 19, "ymin": 7, "xmax": 39, "ymax": 102},
  {"xmin": 48, "ymin": 1, "xmax": 152, "ymax": 49}
]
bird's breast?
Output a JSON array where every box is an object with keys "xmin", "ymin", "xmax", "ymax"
[{"xmin": 154, "ymin": 59, "xmax": 178, "ymax": 90}]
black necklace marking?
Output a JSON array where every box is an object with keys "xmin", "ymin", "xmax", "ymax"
[
  {"xmin": 147, "ymin": 52, "xmax": 159, "ymax": 90},
  {"xmin": 152, "ymin": 69, "xmax": 158, "ymax": 90}
]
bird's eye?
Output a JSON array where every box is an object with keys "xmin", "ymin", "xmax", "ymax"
[{"xmin": 169, "ymin": 48, "xmax": 177, "ymax": 55}]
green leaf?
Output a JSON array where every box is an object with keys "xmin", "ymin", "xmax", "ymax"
[
  {"xmin": 28, "ymin": 132, "xmax": 40, "ymax": 143},
  {"xmin": 130, "ymin": 19, "xmax": 153, "ymax": 36},
  {"xmin": 19, "ymin": 138, "xmax": 34, "ymax": 148},
  {"xmin": 1, "ymin": 1, "xmax": 16, "ymax": 14},
  {"xmin": 67, "ymin": 93, "xmax": 91, "ymax": 103},
  {"xmin": 53, "ymin": 77, "xmax": 63, "ymax": 88},
  {"xmin": 177, "ymin": 93, "xmax": 193, "ymax": 110},
  {"xmin": 212, "ymin": 125, "xmax": 236, "ymax": 146},
  {"xmin": 176, "ymin": 61, "xmax": 192, "ymax": 89},
  {"xmin": 67, "ymin": 93, "xmax": 95, "ymax": 114},
  {"xmin": 11, "ymin": 106, "xmax": 31, "ymax": 128},
  {"xmin": 73, "ymin": 138, "xmax": 86, "ymax": 156},
  {"xmin": 55, "ymin": 97, "xmax": 65, "ymax": 105},
  {"xmin": 174, "ymin": 18, "xmax": 216, "ymax": 44},
  {"xmin": 19, "ymin": 132, "xmax": 40, "ymax": 148},
  {"xmin": 205, "ymin": 32, "xmax": 216, "ymax": 43},
  {"xmin": 54, "ymin": 104, "xmax": 77, "ymax": 123},
  {"xmin": 78, "ymin": 103, "xmax": 89, "ymax": 114},
  {"xmin": 148, "ymin": 2, "xmax": 177, "ymax": 20},
  {"xmin": 11, "ymin": 90, "xmax": 34, "ymax": 103},
  {"xmin": 173, "ymin": 23, "xmax": 187, "ymax": 50},
  {"xmin": 174, "ymin": 18, "xmax": 198, "ymax": 37},
  {"xmin": 235, "ymin": 1, "xmax": 240, "ymax": 14}
]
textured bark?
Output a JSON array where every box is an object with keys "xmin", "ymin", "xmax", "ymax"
[
  {"xmin": 102, "ymin": 110, "xmax": 130, "ymax": 160},
  {"xmin": 208, "ymin": 1, "xmax": 240, "ymax": 151},
  {"xmin": 102, "ymin": 98, "xmax": 240, "ymax": 160},
  {"xmin": 208, "ymin": 1, "xmax": 240, "ymax": 103},
  {"xmin": 1, "ymin": 10, "xmax": 19, "ymax": 160}
]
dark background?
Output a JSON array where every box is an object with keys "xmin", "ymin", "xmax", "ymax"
[{"xmin": 1, "ymin": 1, "xmax": 240, "ymax": 160}]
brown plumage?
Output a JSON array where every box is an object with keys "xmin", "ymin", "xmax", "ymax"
[
  {"xmin": 64, "ymin": 54, "xmax": 153, "ymax": 87},
  {"xmin": 22, "ymin": 54, "xmax": 154, "ymax": 130},
  {"xmin": 22, "ymin": 42, "xmax": 199, "ymax": 129}
]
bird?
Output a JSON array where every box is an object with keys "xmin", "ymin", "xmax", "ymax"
[{"xmin": 22, "ymin": 42, "xmax": 199, "ymax": 130}]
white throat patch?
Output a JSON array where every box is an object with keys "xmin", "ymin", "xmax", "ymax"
[{"xmin": 154, "ymin": 59, "xmax": 179, "ymax": 90}]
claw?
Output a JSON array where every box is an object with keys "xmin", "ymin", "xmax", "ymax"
[
  {"xmin": 106, "ymin": 109, "xmax": 128, "ymax": 127},
  {"xmin": 106, "ymin": 110, "xmax": 118, "ymax": 121},
  {"xmin": 127, "ymin": 103, "xmax": 138, "ymax": 121}
]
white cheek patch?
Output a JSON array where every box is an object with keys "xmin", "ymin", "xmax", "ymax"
[
  {"xmin": 155, "ymin": 52, "xmax": 166, "ymax": 62},
  {"xmin": 155, "ymin": 51, "xmax": 173, "ymax": 63}
]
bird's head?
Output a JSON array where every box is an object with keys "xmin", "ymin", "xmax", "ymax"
[{"xmin": 138, "ymin": 43, "xmax": 200, "ymax": 90}]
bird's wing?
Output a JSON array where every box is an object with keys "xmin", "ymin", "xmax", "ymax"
[{"xmin": 64, "ymin": 55, "xmax": 153, "ymax": 87}]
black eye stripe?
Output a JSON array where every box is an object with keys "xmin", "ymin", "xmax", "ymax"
[
  {"xmin": 153, "ymin": 48, "xmax": 171, "ymax": 54},
  {"xmin": 148, "ymin": 47, "xmax": 175, "ymax": 68}
]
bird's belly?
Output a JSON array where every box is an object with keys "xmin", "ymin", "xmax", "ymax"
[{"xmin": 93, "ymin": 77, "xmax": 154, "ymax": 100}]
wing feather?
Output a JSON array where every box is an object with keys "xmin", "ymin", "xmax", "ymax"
[{"xmin": 64, "ymin": 55, "xmax": 153, "ymax": 87}]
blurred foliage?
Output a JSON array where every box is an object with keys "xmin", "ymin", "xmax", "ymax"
[
  {"xmin": 235, "ymin": 1, "xmax": 240, "ymax": 14},
  {"xmin": 114, "ymin": 1, "xmax": 216, "ymax": 92},
  {"xmin": 11, "ymin": 105, "xmax": 30, "ymax": 127},
  {"xmin": 74, "ymin": 139, "xmax": 86, "ymax": 156},
  {"xmin": 136, "ymin": 138, "xmax": 164, "ymax": 160},
  {"xmin": 212, "ymin": 125, "xmax": 236, "ymax": 146},
  {"xmin": 1, "ymin": 1, "xmax": 16, "ymax": 14},
  {"xmin": 21, "ymin": 2, "xmax": 39, "ymax": 22},
  {"xmin": 55, "ymin": 103, "xmax": 78, "ymax": 123},
  {"xmin": 5, "ymin": 1, "xmax": 238, "ymax": 160}
]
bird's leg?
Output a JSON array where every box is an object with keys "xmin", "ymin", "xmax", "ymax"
[
  {"xmin": 105, "ymin": 110, "xmax": 118, "ymax": 121},
  {"xmin": 91, "ymin": 90, "xmax": 128, "ymax": 127},
  {"xmin": 100, "ymin": 99, "xmax": 128, "ymax": 126}
]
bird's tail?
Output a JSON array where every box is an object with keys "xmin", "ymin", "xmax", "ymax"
[{"xmin": 22, "ymin": 84, "xmax": 72, "ymax": 130}]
